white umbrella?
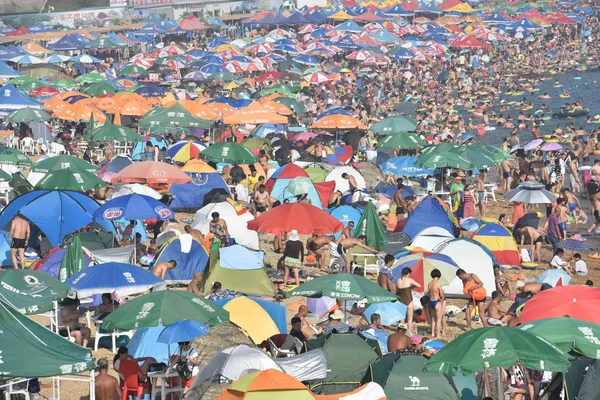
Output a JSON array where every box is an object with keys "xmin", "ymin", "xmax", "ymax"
[{"xmin": 504, "ymin": 181, "xmax": 557, "ymax": 203}]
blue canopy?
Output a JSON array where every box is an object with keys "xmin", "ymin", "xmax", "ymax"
[
  {"xmin": 370, "ymin": 29, "xmax": 399, "ymax": 44},
  {"xmin": 386, "ymin": 4, "xmax": 413, "ymax": 16},
  {"xmin": 0, "ymin": 84, "xmax": 41, "ymax": 110},
  {"xmin": 333, "ymin": 20, "xmax": 364, "ymax": 33},
  {"xmin": 219, "ymin": 245, "xmax": 264, "ymax": 270},
  {"xmin": 0, "ymin": 61, "xmax": 21, "ymax": 79},
  {"xmin": 0, "ymin": 190, "xmax": 115, "ymax": 247},
  {"xmin": 380, "ymin": 156, "xmax": 435, "ymax": 177},
  {"xmin": 482, "ymin": 12, "xmax": 511, "ymax": 23},
  {"xmin": 47, "ymin": 35, "xmax": 86, "ymax": 51},
  {"xmin": 316, "ymin": 107, "xmax": 354, "ymax": 119},
  {"xmin": 403, "ymin": 196, "xmax": 455, "ymax": 239},
  {"xmin": 151, "ymin": 235, "xmax": 209, "ymax": 283},
  {"xmin": 416, "ymin": 4, "xmax": 443, "ymax": 13},
  {"xmin": 170, "ymin": 173, "xmax": 231, "ymax": 211},
  {"xmin": 511, "ymin": 18, "xmax": 542, "ymax": 30},
  {"xmin": 280, "ymin": 11, "xmax": 310, "ymax": 25}
]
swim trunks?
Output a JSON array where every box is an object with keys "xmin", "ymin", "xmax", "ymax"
[
  {"xmin": 255, "ymin": 206, "xmax": 266, "ymax": 213},
  {"xmin": 337, "ymin": 244, "xmax": 347, "ymax": 255},
  {"xmin": 503, "ymin": 171, "xmax": 511, "ymax": 179},
  {"xmin": 568, "ymin": 203, "xmax": 577, "ymax": 212},
  {"xmin": 559, "ymin": 222, "xmax": 567, "ymax": 231},
  {"xmin": 11, "ymin": 238, "xmax": 25, "ymax": 249},
  {"xmin": 308, "ymin": 242, "xmax": 319, "ymax": 252},
  {"xmin": 534, "ymin": 236, "xmax": 543, "ymax": 244}
]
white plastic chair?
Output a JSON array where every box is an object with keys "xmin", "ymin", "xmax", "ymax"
[
  {"xmin": 93, "ymin": 321, "xmax": 133, "ymax": 353},
  {"xmin": 20, "ymin": 137, "xmax": 34, "ymax": 155}
]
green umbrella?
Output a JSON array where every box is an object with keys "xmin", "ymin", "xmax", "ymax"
[
  {"xmin": 101, "ymin": 290, "xmax": 229, "ymax": 331},
  {"xmin": 286, "ymin": 176, "xmax": 313, "ymax": 196},
  {"xmin": 59, "ymin": 235, "xmax": 86, "ymax": 281},
  {"xmin": 272, "ymin": 97, "xmax": 305, "ymax": 114},
  {"xmin": 31, "ymin": 154, "xmax": 97, "ymax": 174},
  {"xmin": 148, "ymin": 126, "xmax": 191, "ymax": 135},
  {"xmin": 519, "ymin": 317, "xmax": 600, "ymax": 358},
  {"xmin": 258, "ymin": 84, "xmax": 296, "ymax": 98},
  {"xmin": 416, "ymin": 145, "xmax": 474, "ymax": 170},
  {"xmin": 119, "ymin": 65, "xmax": 148, "ymax": 77},
  {"xmin": 304, "ymin": 166, "xmax": 328, "ymax": 182},
  {"xmin": 241, "ymin": 137, "xmax": 271, "ymax": 151},
  {"xmin": 35, "ymin": 168, "xmax": 107, "ymax": 192},
  {"xmin": 138, "ymin": 103, "xmax": 213, "ymax": 129},
  {"xmin": 75, "ymin": 72, "xmax": 105, "ymax": 84},
  {"xmin": 83, "ymin": 81, "xmax": 117, "ymax": 97},
  {"xmin": 353, "ymin": 202, "xmax": 388, "ymax": 248},
  {"xmin": 200, "ymin": 142, "xmax": 258, "ymax": 164},
  {"xmin": 378, "ymin": 133, "xmax": 425, "ymax": 150},
  {"xmin": 288, "ymin": 273, "xmax": 397, "ymax": 303},
  {"xmin": 207, "ymin": 72, "xmax": 241, "ymax": 82},
  {"xmin": 451, "ymin": 146, "xmax": 498, "ymax": 169},
  {"xmin": 0, "ymin": 146, "xmax": 32, "ymax": 166},
  {"xmin": 480, "ymin": 145, "xmax": 514, "ymax": 162},
  {"xmin": 425, "ymin": 326, "xmax": 571, "ymax": 375},
  {"xmin": 0, "ymin": 169, "xmax": 12, "ymax": 182},
  {"xmin": 20, "ymin": 80, "xmax": 44, "ymax": 92},
  {"xmin": 370, "ymin": 116, "xmax": 418, "ymax": 135},
  {"xmin": 0, "ymin": 297, "xmax": 94, "ymax": 377},
  {"xmin": 88, "ymin": 124, "xmax": 141, "ymax": 143},
  {"xmin": 8, "ymin": 76, "xmax": 38, "ymax": 86},
  {"xmin": 52, "ymin": 79, "xmax": 80, "ymax": 90},
  {"xmin": 0, "ymin": 269, "xmax": 72, "ymax": 314},
  {"xmin": 5, "ymin": 107, "xmax": 51, "ymax": 123}
]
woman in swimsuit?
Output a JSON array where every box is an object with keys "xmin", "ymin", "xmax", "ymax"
[
  {"xmin": 427, "ymin": 269, "xmax": 445, "ymax": 338},
  {"xmin": 396, "ymin": 267, "xmax": 421, "ymax": 335}
]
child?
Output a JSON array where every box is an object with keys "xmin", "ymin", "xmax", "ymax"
[
  {"xmin": 574, "ymin": 253, "xmax": 588, "ymax": 277},
  {"xmin": 574, "ymin": 206, "xmax": 588, "ymax": 224}
]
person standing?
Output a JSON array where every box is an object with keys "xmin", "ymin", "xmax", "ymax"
[
  {"xmin": 395, "ymin": 267, "xmax": 421, "ymax": 335},
  {"xmin": 95, "ymin": 358, "xmax": 122, "ymax": 400},
  {"xmin": 9, "ymin": 214, "xmax": 29, "ymax": 269},
  {"xmin": 283, "ymin": 230, "xmax": 304, "ymax": 286},
  {"xmin": 456, "ymin": 269, "xmax": 488, "ymax": 330}
]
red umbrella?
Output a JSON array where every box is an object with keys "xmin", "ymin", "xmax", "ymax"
[
  {"xmin": 520, "ymin": 286, "xmax": 600, "ymax": 325},
  {"xmin": 247, "ymin": 203, "xmax": 344, "ymax": 235}
]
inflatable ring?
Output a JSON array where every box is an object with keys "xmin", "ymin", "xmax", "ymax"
[
  {"xmin": 590, "ymin": 253, "xmax": 600, "ymax": 259},
  {"xmin": 546, "ymin": 139, "xmax": 560, "ymax": 143},
  {"xmin": 521, "ymin": 262, "xmax": 538, "ymax": 270}
]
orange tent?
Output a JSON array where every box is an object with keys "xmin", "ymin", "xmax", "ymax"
[
  {"xmin": 22, "ymin": 41, "xmax": 52, "ymax": 54},
  {"xmin": 218, "ymin": 370, "xmax": 317, "ymax": 400},
  {"xmin": 223, "ymin": 102, "xmax": 288, "ymax": 125},
  {"xmin": 53, "ymin": 104, "xmax": 106, "ymax": 123},
  {"xmin": 181, "ymin": 159, "xmax": 217, "ymax": 174},
  {"xmin": 259, "ymin": 100, "xmax": 293, "ymax": 116},
  {"xmin": 312, "ymin": 114, "xmax": 366, "ymax": 130},
  {"xmin": 112, "ymin": 161, "xmax": 191, "ymax": 185},
  {"xmin": 120, "ymin": 101, "xmax": 152, "ymax": 117},
  {"xmin": 315, "ymin": 383, "xmax": 386, "ymax": 400}
]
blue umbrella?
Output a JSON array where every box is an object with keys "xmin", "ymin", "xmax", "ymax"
[
  {"xmin": 157, "ymin": 320, "xmax": 210, "ymax": 344},
  {"xmin": 380, "ymin": 156, "xmax": 435, "ymax": 177},
  {"xmin": 66, "ymin": 262, "xmax": 165, "ymax": 298},
  {"xmin": 295, "ymin": 54, "xmax": 320, "ymax": 65},
  {"xmin": 557, "ymin": 239, "xmax": 591, "ymax": 253},
  {"xmin": 199, "ymin": 63, "xmax": 227, "ymax": 75},
  {"xmin": 364, "ymin": 301, "xmax": 407, "ymax": 326},
  {"xmin": 94, "ymin": 193, "xmax": 174, "ymax": 221},
  {"xmin": 537, "ymin": 269, "xmax": 572, "ymax": 287}
]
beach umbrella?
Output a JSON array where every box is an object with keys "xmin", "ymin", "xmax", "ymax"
[
  {"xmin": 88, "ymin": 124, "xmax": 141, "ymax": 143},
  {"xmin": 58, "ymin": 235, "xmax": 85, "ymax": 281},
  {"xmin": 519, "ymin": 317, "xmax": 600, "ymax": 359},
  {"xmin": 241, "ymin": 137, "xmax": 271, "ymax": 151},
  {"xmin": 523, "ymin": 139, "xmax": 543, "ymax": 151},
  {"xmin": 20, "ymin": 80, "xmax": 44, "ymax": 91},
  {"xmin": 31, "ymin": 154, "xmax": 97, "ymax": 173},
  {"xmin": 416, "ymin": 148, "xmax": 473, "ymax": 170},
  {"xmin": 8, "ymin": 76, "xmax": 38, "ymax": 86},
  {"xmin": 537, "ymin": 269, "xmax": 571, "ymax": 287},
  {"xmin": 520, "ymin": 286, "xmax": 600, "ymax": 325},
  {"xmin": 166, "ymin": 140, "xmax": 207, "ymax": 163},
  {"xmin": 112, "ymin": 161, "xmax": 191, "ymax": 185},
  {"xmin": 450, "ymin": 146, "xmax": 498, "ymax": 169},
  {"xmin": 0, "ymin": 146, "xmax": 32, "ymax": 166},
  {"xmin": 83, "ymin": 81, "xmax": 118, "ymax": 97},
  {"xmin": 390, "ymin": 252, "xmax": 458, "ymax": 292},
  {"xmin": 504, "ymin": 182, "xmax": 557, "ymax": 203},
  {"xmin": 378, "ymin": 133, "xmax": 425, "ymax": 150},
  {"xmin": 75, "ymin": 72, "xmax": 105, "ymax": 84},
  {"xmin": 353, "ymin": 202, "xmax": 388, "ymax": 248},
  {"xmin": 557, "ymin": 239, "xmax": 591, "ymax": 253},
  {"xmin": 272, "ymin": 97, "xmax": 305, "ymax": 114},
  {"xmin": 312, "ymin": 114, "xmax": 366, "ymax": 130},
  {"xmin": 35, "ymin": 168, "xmax": 107, "ymax": 191},
  {"xmin": 0, "ymin": 269, "xmax": 71, "ymax": 314},
  {"xmin": 364, "ymin": 301, "xmax": 407, "ymax": 326},
  {"xmin": 303, "ymin": 72, "xmax": 331, "ymax": 84},
  {"xmin": 199, "ymin": 142, "xmax": 258, "ymax": 164},
  {"xmin": 157, "ymin": 320, "xmax": 209, "ymax": 344},
  {"xmin": 480, "ymin": 145, "xmax": 514, "ymax": 162},
  {"xmin": 0, "ymin": 169, "xmax": 12, "ymax": 182},
  {"xmin": 94, "ymin": 193, "xmax": 174, "ymax": 221},
  {"xmin": 288, "ymin": 273, "xmax": 397, "ymax": 303},
  {"xmin": 286, "ymin": 176, "xmax": 313, "ymax": 196},
  {"xmin": 207, "ymin": 71, "xmax": 241, "ymax": 82},
  {"xmin": 119, "ymin": 65, "xmax": 148, "ymax": 77},
  {"xmin": 101, "ymin": 290, "xmax": 229, "ymax": 331},
  {"xmin": 248, "ymin": 203, "xmax": 344, "ymax": 235},
  {"xmin": 106, "ymin": 183, "xmax": 161, "ymax": 200},
  {"xmin": 70, "ymin": 54, "xmax": 101, "ymax": 63},
  {"xmin": 380, "ymin": 156, "xmax": 435, "ymax": 177},
  {"xmin": 66, "ymin": 262, "xmax": 166, "ymax": 298},
  {"xmin": 369, "ymin": 116, "xmax": 417, "ymax": 134},
  {"xmin": 541, "ymin": 143, "xmax": 562, "ymax": 152},
  {"xmin": 425, "ymin": 326, "xmax": 570, "ymax": 375},
  {"xmin": 52, "ymin": 79, "xmax": 80, "ymax": 90}
]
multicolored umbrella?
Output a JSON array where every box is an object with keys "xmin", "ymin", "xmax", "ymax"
[
  {"xmin": 166, "ymin": 140, "xmax": 207, "ymax": 163},
  {"xmin": 390, "ymin": 252, "xmax": 458, "ymax": 292}
]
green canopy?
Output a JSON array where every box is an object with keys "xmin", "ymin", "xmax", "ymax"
[
  {"xmin": 35, "ymin": 168, "xmax": 107, "ymax": 192},
  {"xmin": 0, "ymin": 146, "xmax": 32, "ymax": 166},
  {"xmin": 31, "ymin": 154, "xmax": 97, "ymax": 174},
  {"xmin": 59, "ymin": 235, "xmax": 86, "ymax": 281},
  {"xmin": 207, "ymin": 72, "xmax": 241, "ymax": 82},
  {"xmin": 138, "ymin": 103, "xmax": 213, "ymax": 129},
  {"xmin": 377, "ymin": 133, "xmax": 425, "ymax": 150},
  {"xmin": 88, "ymin": 124, "xmax": 141, "ymax": 143},
  {"xmin": 370, "ymin": 116, "xmax": 418, "ymax": 135},
  {"xmin": 425, "ymin": 326, "xmax": 571, "ymax": 375},
  {"xmin": 272, "ymin": 97, "xmax": 305, "ymax": 114},
  {"xmin": 83, "ymin": 81, "xmax": 118, "ymax": 97},
  {"xmin": 101, "ymin": 290, "xmax": 229, "ymax": 331},
  {"xmin": 200, "ymin": 142, "xmax": 258, "ymax": 164},
  {"xmin": 52, "ymin": 79, "xmax": 80, "ymax": 90},
  {"xmin": 87, "ymin": 36, "xmax": 125, "ymax": 49},
  {"xmin": 288, "ymin": 273, "xmax": 397, "ymax": 303},
  {"xmin": 366, "ymin": 353, "xmax": 459, "ymax": 400},
  {"xmin": 0, "ymin": 169, "xmax": 12, "ymax": 182},
  {"xmin": 20, "ymin": 80, "xmax": 44, "ymax": 92},
  {"xmin": 519, "ymin": 317, "xmax": 600, "ymax": 359},
  {"xmin": 118, "ymin": 65, "xmax": 148, "ymax": 77},
  {"xmin": 0, "ymin": 298, "xmax": 94, "ymax": 377},
  {"xmin": 0, "ymin": 269, "xmax": 71, "ymax": 314},
  {"xmin": 353, "ymin": 202, "xmax": 388, "ymax": 248},
  {"xmin": 75, "ymin": 72, "xmax": 105, "ymax": 84},
  {"xmin": 304, "ymin": 166, "xmax": 328, "ymax": 182},
  {"xmin": 5, "ymin": 107, "xmax": 51, "ymax": 123},
  {"xmin": 258, "ymin": 84, "xmax": 297, "ymax": 98},
  {"xmin": 480, "ymin": 145, "xmax": 514, "ymax": 162}
]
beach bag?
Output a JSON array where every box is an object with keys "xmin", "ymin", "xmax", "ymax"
[
  {"xmin": 176, "ymin": 360, "xmax": 192, "ymax": 381},
  {"xmin": 463, "ymin": 281, "xmax": 486, "ymax": 301}
]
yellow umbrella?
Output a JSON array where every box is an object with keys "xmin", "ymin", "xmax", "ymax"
[
  {"xmin": 212, "ymin": 44, "xmax": 240, "ymax": 52},
  {"xmin": 329, "ymin": 10, "xmax": 353, "ymax": 20},
  {"xmin": 220, "ymin": 296, "xmax": 280, "ymax": 344}
]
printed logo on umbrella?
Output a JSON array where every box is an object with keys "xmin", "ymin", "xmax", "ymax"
[
  {"xmin": 152, "ymin": 170, "xmax": 167, "ymax": 176},
  {"xmin": 155, "ymin": 206, "xmax": 172, "ymax": 219},
  {"xmin": 103, "ymin": 207, "xmax": 124, "ymax": 219}
]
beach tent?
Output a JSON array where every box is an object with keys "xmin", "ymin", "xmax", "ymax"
[
  {"xmin": 0, "ymin": 83, "xmax": 42, "ymax": 110},
  {"xmin": 127, "ymin": 324, "xmax": 171, "ymax": 364},
  {"xmin": 409, "ymin": 227, "xmax": 455, "ymax": 252},
  {"xmin": 32, "ymin": 247, "xmax": 92, "ymax": 278},
  {"xmin": 363, "ymin": 353, "xmax": 459, "ymax": 400},
  {"xmin": 0, "ymin": 60, "xmax": 22, "ymax": 79},
  {"xmin": 218, "ymin": 369, "xmax": 318, "ymax": 400},
  {"xmin": 403, "ymin": 196, "xmax": 456, "ymax": 239},
  {"xmin": 265, "ymin": 163, "xmax": 310, "ymax": 193},
  {"xmin": 471, "ymin": 222, "xmax": 520, "ymax": 268},
  {"xmin": 433, "ymin": 238, "xmax": 497, "ymax": 299},
  {"xmin": 325, "ymin": 166, "xmax": 366, "ymax": 193},
  {"xmin": 0, "ymin": 231, "xmax": 12, "ymax": 267},
  {"xmin": 169, "ymin": 173, "xmax": 231, "ymax": 212},
  {"xmin": 204, "ymin": 246, "xmax": 274, "ymax": 296},
  {"xmin": 193, "ymin": 201, "xmax": 259, "ymax": 250},
  {"xmin": 306, "ymin": 334, "xmax": 379, "ymax": 395},
  {"xmin": 540, "ymin": 358, "xmax": 600, "ymax": 400},
  {"xmin": 151, "ymin": 234, "xmax": 208, "ymax": 283}
]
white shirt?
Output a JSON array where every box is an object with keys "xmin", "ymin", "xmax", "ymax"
[
  {"xmin": 177, "ymin": 346, "xmax": 199, "ymax": 376},
  {"xmin": 235, "ymin": 183, "xmax": 249, "ymax": 202},
  {"xmin": 575, "ymin": 260, "xmax": 588, "ymax": 275},
  {"xmin": 550, "ymin": 255, "xmax": 566, "ymax": 269}
]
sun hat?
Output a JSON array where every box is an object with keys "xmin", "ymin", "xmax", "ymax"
[
  {"xmin": 411, "ymin": 335, "xmax": 423, "ymax": 345},
  {"xmin": 288, "ymin": 230, "xmax": 300, "ymax": 241},
  {"xmin": 397, "ymin": 322, "xmax": 408, "ymax": 330}
]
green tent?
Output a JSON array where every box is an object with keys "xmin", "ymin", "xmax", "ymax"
[
  {"xmin": 0, "ymin": 269, "xmax": 72, "ymax": 314},
  {"xmin": 204, "ymin": 251, "xmax": 274, "ymax": 296},
  {"xmin": 87, "ymin": 36, "xmax": 125, "ymax": 49},
  {"xmin": 353, "ymin": 202, "xmax": 388, "ymax": 248},
  {"xmin": 59, "ymin": 235, "xmax": 86, "ymax": 282},
  {"xmin": 0, "ymin": 298, "xmax": 95, "ymax": 377},
  {"xmin": 138, "ymin": 103, "xmax": 213, "ymax": 129},
  {"xmin": 77, "ymin": 231, "xmax": 119, "ymax": 250},
  {"xmin": 306, "ymin": 334, "xmax": 379, "ymax": 395},
  {"xmin": 304, "ymin": 166, "xmax": 328, "ymax": 183},
  {"xmin": 365, "ymin": 353, "xmax": 459, "ymax": 400},
  {"xmin": 541, "ymin": 358, "xmax": 600, "ymax": 400}
]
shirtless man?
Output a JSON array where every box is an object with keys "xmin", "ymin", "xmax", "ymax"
[
  {"xmin": 334, "ymin": 235, "xmax": 378, "ymax": 273},
  {"xmin": 184, "ymin": 225, "xmax": 203, "ymax": 243},
  {"xmin": 387, "ymin": 323, "xmax": 411, "ymax": 352},
  {"xmin": 501, "ymin": 159, "xmax": 513, "ymax": 192},
  {"xmin": 294, "ymin": 305, "xmax": 317, "ymax": 340},
  {"xmin": 392, "ymin": 183, "xmax": 406, "ymax": 218},
  {"xmin": 378, "ymin": 254, "xmax": 396, "ymax": 293},
  {"xmin": 152, "ymin": 260, "xmax": 177, "ymax": 280},
  {"xmin": 209, "ymin": 212, "xmax": 230, "ymax": 246},
  {"xmin": 253, "ymin": 184, "xmax": 270, "ymax": 216},
  {"xmin": 341, "ymin": 173, "xmax": 358, "ymax": 192},
  {"xmin": 9, "ymin": 214, "xmax": 29, "ymax": 269},
  {"xmin": 456, "ymin": 269, "xmax": 488, "ymax": 330},
  {"xmin": 486, "ymin": 291, "xmax": 513, "ymax": 326},
  {"xmin": 555, "ymin": 198, "xmax": 569, "ymax": 240},
  {"xmin": 307, "ymin": 234, "xmax": 334, "ymax": 271},
  {"xmin": 186, "ymin": 272, "xmax": 203, "ymax": 296},
  {"xmin": 328, "ymin": 190, "xmax": 342, "ymax": 208},
  {"xmin": 340, "ymin": 221, "xmax": 354, "ymax": 240},
  {"xmin": 517, "ymin": 225, "xmax": 543, "ymax": 263},
  {"xmin": 516, "ymin": 281, "xmax": 552, "ymax": 295},
  {"xmin": 95, "ymin": 358, "xmax": 122, "ymax": 400}
]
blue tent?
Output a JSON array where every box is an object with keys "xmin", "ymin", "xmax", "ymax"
[
  {"xmin": 28, "ymin": 23, "xmax": 53, "ymax": 33},
  {"xmin": 0, "ymin": 190, "xmax": 115, "ymax": 247},
  {"xmin": 403, "ymin": 196, "xmax": 455, "ymax": 239},
  {"xmin": 269, "ymin": 176, "xmax": 322, "ymax": 208},
  {"xmin": 381, "ymin": 156, "xmax": 435, "ymax": 177},
  {"xmin": 151, "ymin": 234, "xmax": 209, "ymax": 283},
  {"xmin": 0, "ymin": 84, "xmax": 41, "ymax": 110},
  {"xmin": 316, "ymin": 107, "xmax": 354, "ymax": 119},
  {"xmin": 346, "ymin": 4, "xmax": 367, "ymax": 15},
  {"xmin": 219, "ymin": 245, "xmax": 264, "ymax": 270},
  {"xmin": 280, "ymin": 11, "xmax": 310, "ymax": 25},
  {"xmin": 305, "ymin": 9, "xmax": 327, "ymax": 23},
  {"xmin": 333, "ymin": 20, "xmax": 364, "ymax": 33},
  {"xmin": 128, "ymin": 324, "xmax": 172, "ymax": 364},
  {"xmin": 511, "ymin": 18, "xmax": 542, "ymax": 30},
  {"xmin": 255, "ymin": 13, "xmax": 279, "ymax": 25},
  {"xmin": 214, "ymin": 296, "xmax": 286, "ymax": 334},
  {"xmin": 370, "ymin": 29, "xmax": 399, "ymax": 44},
  {"xmin": 207, "ymin": 36, "xmax": 229, "ymax": 48},
  {"xmin": 0, "ymin": 231, "xmax": 12, "ymax": 267},
  {"xmin": 169, "ymin": 173, "xmax": 231, "ymax": 212},
  {"xmin": 47, "ymin": 35, "xmax": 86, "ymax": 51},
  {"xmin": 482, "ymin": 12, "xmax": 511, "ymax": 24},
  {"xmin": 33, "ymin": 247, "xmax": 92, "ymax": 278},
  {"xmin": 416, "ymin": 4, "xmax": 443, "ymax": 13},
  {"xmin": 386, "ymin": 4, "xmax": 413, "ymax": 16},
  {"xmin": 0, "ymin": 61, "xmax": 21, "ymax": 79}
]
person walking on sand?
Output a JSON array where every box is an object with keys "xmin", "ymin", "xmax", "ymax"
[{"xmin": 9, "ymin": 214, "xmax": 29, "ymax": 269}]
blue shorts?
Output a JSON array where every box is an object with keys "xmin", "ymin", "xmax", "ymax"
[
  {"xmin": 559, "ymin": 222, "xmax": 567, "ymax": 231},
  {"xmin": 568, "ymin": 203, "xmax": 577, "ymax": 212}
]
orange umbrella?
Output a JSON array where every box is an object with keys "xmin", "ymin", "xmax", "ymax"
[
  {"xmin": 42, "ymin": 98, "xmax": 70, "ymax": 113},
  {"xmin": 93, "ymin": 97, "xmax": 118, "ymax": 112},
  {"xmin": 120, "ymin": 101, "xmax": 152, "ymax": 117},
  {"xmin": 260, "ymin": 93, "xmax": 284, "ymax": 102},
  {"xmin": 164, "ymin": 100, "xmax": 221, "ymax": 121},
  {"xmin": 181, "ymin": 159, "xmax": 217, "ymax": 174},
  {"xmin": 312, "ymin": 114, "xmax": 366, "ymax": 130},
  {"xmin": 259, "ymin": 100, "xmax": 293, "ymax": 116},
  {"xmin": 112, "ymin": 161, "xmax": 191, "ymax": 185},
  {"xmin": 112, "ymin": 93, "xmax": 150, "ymax": 107},
  {"xmin": 223, "ymin": 101, "xmax": 288, "ymax": 125},
  {"xmin": 54, "ymin": 104, "xmax": 107, "ymax": 123},
  {"xmin": 206, "ymin": 102, "xmax": 235, "ymax": 117},
  {"xmin": 195, "ymin": 97, "xmax": 212, "ymax": 104},
  {"xmin": 113, "ymin": 111, "xmax": 122, "ymax": 125}
]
